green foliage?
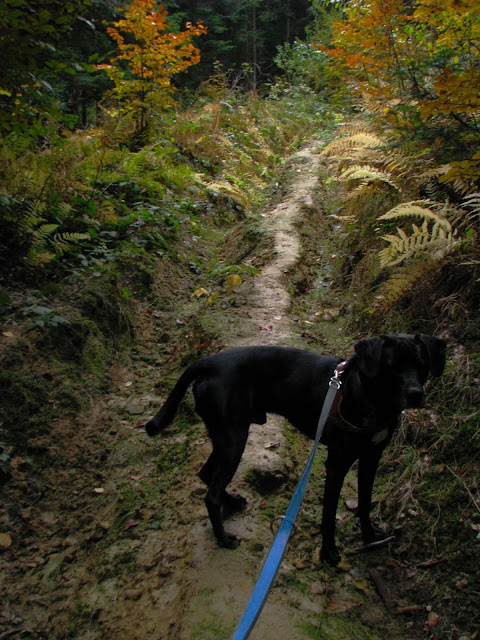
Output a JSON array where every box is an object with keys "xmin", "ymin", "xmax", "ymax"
[
  {"xmin": 275, "ymin": 41, "xmax": 328, "ymax": 90},
  {"xmin": 23, "ymin": 305, "xmax": 71, "ymax": 332},
  {"xmin": 0, "ymin": 0, "xmax": 93, "ymax": 136}
]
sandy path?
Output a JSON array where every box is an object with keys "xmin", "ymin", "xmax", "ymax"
[{"xmin": 171, "ymin": 145, "xmax": 326, "ymax": 640}]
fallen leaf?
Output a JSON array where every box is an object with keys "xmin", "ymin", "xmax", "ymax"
[
  {"xmin": 125, "ymin": 381, "xmax": 133, "ymax": 387},
  {"xmin": 2, "ymin": 331, "xmax": 14, "ymax": 338},
  {"xmin": 192, "ymin": 287, "xmax": 210, "ymax": 299},
  {"xmin": 355, "ymin": 578, "xmax": 368, "ymax": 591},
  {"xmin": 345, "ymin": 499, "xmax": 358, "ymax": 511},
  {"xmin": 0, "ymin": 533, "xmax": 12, "ymax": 549},
  {"xmin": 427, "ymin": 611, "xmax": 440, "ymax": 627},
  {"xmin": 337, "ymin": 558, "xmax": 352, "ymax": 572},
  {"xmin": 9, "ymin": 456, "xmax": 23, "ymax": 470},
  {"xmin": 124, "ymin": 519, "xmax": 140, "ymax": 531},
  {"xmin": 93, "ymin": 487, "xmax": 105, "ymax": 494},
  {"xmin": 310, "ymin": 581, "xmax": 325, "ymax": 595},
  {"xmin": 293, "ymin": 558, "xmax": 308, "ymax": 569},
  {"xmin": 326, "ymin": 599, "xmax": 361, "ymax": 614},
  {"xmin": 264, "ymin": 442, "xmax": 280, "ymax": 450}
]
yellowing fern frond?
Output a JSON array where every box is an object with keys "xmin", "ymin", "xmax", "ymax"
[
  {"xmin": 463, "ymin": 192, "xmax": 480, "ymax": 216},
  {"xmin": 377, "ymin": 261, "xmax": 427, "ymax": 307},
  {"xmin": 206, "ymin": 180, "xmax": 251, "ymax": 210},
  {"xmin": 338, "ymin": 165, "xmax": 399, "ymax": 190},
  {"xmin": 321, "ymin": 132, "xmax": 382, "ymax": 158},
  {"xmin": 378, "ymin": 201, "xmax": 457, "ymax": 268}
]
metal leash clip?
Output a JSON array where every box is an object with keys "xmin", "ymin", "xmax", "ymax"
[{"xmin": 330, "ymin": 360, "xmax": 346, "ymax": 390}]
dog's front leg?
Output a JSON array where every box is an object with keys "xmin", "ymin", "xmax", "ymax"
[
  {"xmin": 357, "ymin": 446, "xmax": 386, "ymax": 544},
  {"xmin": 321, "ymin": 448, "xmax": 356, "ymax": 565}
]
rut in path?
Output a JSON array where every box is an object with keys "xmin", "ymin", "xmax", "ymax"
[{"xmin": 170, "ymin": 145, "xmax": 328, "ymax": 640}]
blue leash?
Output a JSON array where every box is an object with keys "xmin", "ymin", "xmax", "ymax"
[{"xmin": 231, "ymin": 363, "xmax": 345, "ymax": 640}]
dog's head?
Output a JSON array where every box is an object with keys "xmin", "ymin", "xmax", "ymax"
[{"xmin": 353, "ymin": 333, "xmax": 446, "ymax": 411}]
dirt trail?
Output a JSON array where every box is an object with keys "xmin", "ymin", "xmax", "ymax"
[{"xmin": 170, "ymin": 146, "xmax": 327, "ymax": 640}]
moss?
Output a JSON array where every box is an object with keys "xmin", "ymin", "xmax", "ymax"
[{"xmin": 77, "ymin": 275, "xmax": 133, "ymax": 338}]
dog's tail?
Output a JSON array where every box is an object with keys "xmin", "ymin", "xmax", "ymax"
[{"xmin": 145, "ymin": 360, "xmax": 204, "ymax": 437}]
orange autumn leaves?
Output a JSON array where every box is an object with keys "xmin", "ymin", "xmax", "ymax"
[
  {"xmin": 97, "ymin": 0, "xmax": 206, "ymax": 131},
  {"xmin": 322, "ymin": 0, "xmax": 480, "ymax": 129}
]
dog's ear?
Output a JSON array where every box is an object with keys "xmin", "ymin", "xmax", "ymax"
[
  {"xmin": 415, "ymin": 334, "xmax": 446, "ymax": 377},
  {"xmin": 354, "ymin": 336, "xmax": 387, "ymax": 378}
]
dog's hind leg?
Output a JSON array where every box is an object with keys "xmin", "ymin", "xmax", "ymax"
[
  {"xmin": 203, "ymin": 425, "xmax": 249, "ymax": 549},
  {"xmin": 199, "ymin": 452, "xmax": 247, "ymax": 515}
]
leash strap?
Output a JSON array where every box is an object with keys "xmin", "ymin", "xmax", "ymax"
[{"xmin": 231, "ymin": 363, "xmax": 345, "ymax": 640}]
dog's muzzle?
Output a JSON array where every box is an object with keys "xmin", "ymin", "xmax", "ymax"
[{"xmin": 404, "ymin": 386, "xmax": 425, "ymax": 409}]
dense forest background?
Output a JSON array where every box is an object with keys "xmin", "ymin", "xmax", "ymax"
[{"xmin": 0, "ymin": 1, "xmax": 479, "ymax": 638}]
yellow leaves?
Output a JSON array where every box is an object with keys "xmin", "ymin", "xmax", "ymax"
[
  {"xmin": 192, "ymin": 274, "xmax": 242, "ymax": 306},
  {"xmin": 96, "ymin": 0, "xmax": 206, "ymax": 126},
  {"xmin": 192, "ymin": 288, "xmax": 219, "ymax": 306},
  {"xmin": 327, "ymin": 0, "xmax": 480, "ymax": 124},
  {"xmin": 419, "ymin": 68, "xmax": 480, "ymax": 119},
  {"xmin": 225, "ymin": 274, "xmax": 242, "ymax": 294}
]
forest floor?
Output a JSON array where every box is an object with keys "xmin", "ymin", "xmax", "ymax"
[{"xmin": 0, "ymin": 144, "xmax": 473, "ymax": 640}]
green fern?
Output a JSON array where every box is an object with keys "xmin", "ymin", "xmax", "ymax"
[
  {"xmin": 378, "ymin": 201, "xmax": 457, "ymax": 267},
  {"xmin": 18, "ymin": 200, "xmax": 89, "ymax": 266},
  {"xmin": 53, "ymin": 232, "xmax": 91, "ymax": 256}
]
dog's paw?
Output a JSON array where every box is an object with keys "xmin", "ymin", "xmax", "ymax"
[
  {"xmin": 362, "ymin": 526, "xmax": 387, "ymax": 545},
  {"xmin": 223, "ymin": 493, "xmax": 247, "ymax": 515},
  {"xmin": 218, "ymin": 532, "xmax": 241, "ymax": 549},
  {"xmin": 320, "ymin": 545, "xmax": 341, "ymax": 566}
]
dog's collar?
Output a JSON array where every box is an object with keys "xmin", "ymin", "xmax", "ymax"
[
  {"xmin": 329, "ymin": 404, "xmax": 398, "ymax": 443},
  {"xmin": 328, "ymin": 366, "xmax": 400, "ymax": 442}
]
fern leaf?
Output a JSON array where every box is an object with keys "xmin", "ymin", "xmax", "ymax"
[
  {"xmin": 25, "ymin": 250, "xmax": 56, "ymax": 266},
  {"xmin": 378, "ymin": 201, "xmax": 451, "ymax": 231},
  {"xmin": 205, "ymin": 180, "xmax": 251, "ymax": 210},
  {"xmin": 18, "ymin": 200, "xmax": 47, "ymax": 234},
  {"xmin": 321, "ymin": 132, "xmax": 382, "ymax": 157},
  {"xmin": 338, "ymin": 165, "xmax": 399, "ymax": 189},
  {"xmin": 378, "ymin": 261, "xmax": 426, "ymax": 307},
  {"xmin": 32, "ymin": 224, "xmax": 59, "ymax": 246},
  {"xmin": 463, "ymin": 192, "xmax": 480, "ymax": 214},
  {"xmin": 330, "ymin": 213, "xmax": 356, "ymax": 224},
  {"xmin": 53, "ymin": 232, "xmax": 90, "ymax": 256}
]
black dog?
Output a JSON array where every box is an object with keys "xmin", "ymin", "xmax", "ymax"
[{"xmin": 146, "ymin": 333, "xmax": 445, "ymax": 565}]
